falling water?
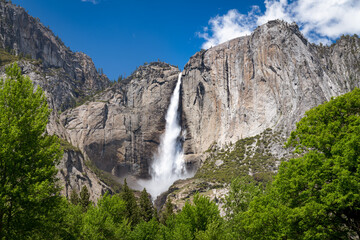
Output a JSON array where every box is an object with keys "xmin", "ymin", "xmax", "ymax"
[{"xmin": 139, "ymin": 73, "xmax": 189, "ymax": 199}]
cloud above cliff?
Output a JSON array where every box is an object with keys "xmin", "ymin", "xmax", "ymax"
[
  {"xmin": 199, "ymin": 0, "xmax": 360, "ymax": 48},
  {"xmin": 197, "ymin": 8, "xmax": 259, "ymax": 49}
]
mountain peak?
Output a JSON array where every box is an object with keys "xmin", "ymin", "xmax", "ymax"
[{"xmin": 0, "ymin": 1, "xmax": 110, "ymax": 111}]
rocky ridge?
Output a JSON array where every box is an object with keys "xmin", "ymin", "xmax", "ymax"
[
  {"xmin": 60, "ymin": 62, "xmax": 181, "ymax": 184},
  {"xmin": 0, "ymin": 1, "xmax": 110, "ymax": 112},
  {"xmin": 0, "ymin": 1, "xmax": 111, "ymax": 201}
]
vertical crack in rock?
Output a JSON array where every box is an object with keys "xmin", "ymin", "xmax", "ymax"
[{"xmin": 225, "ymin": 55, "xmax": 230, "ymax": 107}]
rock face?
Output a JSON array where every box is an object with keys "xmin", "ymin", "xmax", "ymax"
[
  {"xmin": 2, "ymin": 1, "xmax": 360, "ymax": 203},
  {"xmin": 61, "ymin": 62, "xmax": 180, "ymax": 179},
  {"xmin": 181, "ymin": 20, "xmax": 360, "ymax": 160},
  {"xmin": 56, "ymin": 149, "xmax": 110, "ymax": 201},
  {"xmin": 0, "ymin": 1, "xmax": 110, "ymax": 111},
  {"xmin": 0, "ymin": 2, "xmax": 111, "ymax": 201},
  {"xmin": 161, "ymin": 21, "xmax": 360, "ymax": 210}
]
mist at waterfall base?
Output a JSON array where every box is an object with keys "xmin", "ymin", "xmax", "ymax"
[{"xmin": 138, "ymin": 73, "xmax": 192, "ymax": 199}]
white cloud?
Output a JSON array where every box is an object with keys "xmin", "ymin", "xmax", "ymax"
[
  {"xmin": 257, "ymin": 0, "xmax": 292, "ymax": 25},
  {"xmin": 199, "ymin": 0, "xmax": 360, "ymax": 48},
  {"xmin": 81, "ymin": 0, "xmax": 99, "ymax": 4},
  {"xmin": 292, "ymin": 0, "xmax": 360, "ymax": 39},
  {"xmin": 197, "ymin": 8, "xmax": 259, "ymax": 49}
]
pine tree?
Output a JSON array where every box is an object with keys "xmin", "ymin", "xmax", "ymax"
[
  {"xmin": 139, "ymin": 188, "xmax": 154, "ymax": 222},
  {"xmin": 79, "ymin": 185, "xmax": 91, "ymax": 212},
  {"xmin": 120, "ymin": 179, "xmax": 140, "ymax": 226},
  {"xmin": 69, "ymin": 189, "xmax": 80, "ymax": 205},
  {"xmin": 160, "ymin": 198, "xmax": 174, "ymax": 224},
  {"xmin": 0, "ymin": 63, "xmax": 62, "ymax": 239},
  {"xmin": 153, "ymin": 207, "xmax": 159, "ymax": 222}
]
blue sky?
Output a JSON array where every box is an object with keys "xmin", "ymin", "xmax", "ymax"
[
  {"xmin": 11, "ymin": 0, "xmax": 263, "ymax": 80},
  {"xmin": 11, "ymin": 0, "xmax": 360, "ymax": 80}
]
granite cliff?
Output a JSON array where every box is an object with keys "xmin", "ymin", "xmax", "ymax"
[
  {"xmin": 0, "ymin": 1, "xmax": 111, "ymax": 201},
  {"xmin": 181, "ymin": 20, "xmax": 360, "ymax": 160},
  {"xmin": 60, "ymin": 62, "xmax": 180, "ymax": 182},
  {"xmin": 1, "ymin": 0, "xmax": 360, "ymax": 204},
  {"xmin": 164, "ymin": 20, "xmax": 360, "ymax": 209}
]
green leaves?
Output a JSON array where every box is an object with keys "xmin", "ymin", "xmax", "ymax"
[
  {"xmin": 139, "ymin": 188, "xmax": 154, "ymax": 222},
  {"xmin": 82, "ymin": 198, "xmax": 130, "ymax": 240},
  {"xmin": 234, "ymin": 88, "xmax": 360, "ymax": 239},
  {"xmin": 79, "ymin": 185, "xmax": 92, "ymax": 212},
  {"xmin": 167, "ymin": 194, "xmax": 223, "ymax": 239},
  {"xmin": 224, "ymin": 176, "xmax": 264, "ymax": 219},
  {"xmin": 121, "ymin": 179, "xmax": 140, "ymax": 227},
  {"xmin": 286, "ymin": 88, "xmax": 360, "ymax": 158},
  {"xmin": 0, "ymin": 63, "xmax": 62, "ymax": 239}
]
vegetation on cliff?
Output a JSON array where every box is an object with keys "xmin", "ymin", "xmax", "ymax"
[{"xmin": 195, "ymin": 128, "xmax": 284, "ymax": 184}]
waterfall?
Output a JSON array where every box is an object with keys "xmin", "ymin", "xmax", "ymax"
[{"xmin": 139, "ymin": 72, "xmax": 189, "ymax": 199}]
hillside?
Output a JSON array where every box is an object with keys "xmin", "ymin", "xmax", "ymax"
[{"xmin": 0, "ymin": 1, "xmax": 111, "ymax": 200}]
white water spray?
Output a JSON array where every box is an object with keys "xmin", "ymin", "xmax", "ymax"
[{"xmin": 139, "ymin": 73, "xmax": 190, "ymax": 199}]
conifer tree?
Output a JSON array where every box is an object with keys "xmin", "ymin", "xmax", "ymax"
[
  {"xmin": 139, "ymin": 188, "xmax": 154, "ymax": 222},
  {"xmin": 79, "ymin": 185, "xmax": 91, "ymax": 212},
  {"xmin": 121, "ymin": 179, "xmax": 140, "ymax": 226},
  {"xmin": 153, "ymin": 207, "xmax": 159, "ymax": 222},
  {"xmin": 69, "ymin": 189, "xmax": 80, "ymax": 205},
  {"xmin": 160, "ymin": 198, "xmax": 174, "ymax": 224}
]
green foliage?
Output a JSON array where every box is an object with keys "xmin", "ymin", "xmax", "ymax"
[
  {"xmin": 79, "ymin": 185, "xmax": 92, "ymax": 212},
  {"xmin": 168, "ymin": 194, "xmax": 223, "ymax": 239},
  {"xmin": 195, "ymin": 132, "xmax": 278, "ymax": 183},
  {"xmin": 117, "ymin": 75, "xmax": 125, "ymax": 82},
  {"xmin": 0, "ymin": 63, "xmax": 62, "ymax": 239},
  {"xmin": 81, "ymin": 193, "xmax": 130, "ymax": 239},
  {"xmin": 0, "ymin": 47, "xmax": 19, "ymax": 66},
  {"xmin": 69, "ymin": 189, "xmax": 80, "ymax": 205},
  {"xmin": 160, "ymin": 198, "xmax": 174, "ymax": 224},
  {"xmin": 180, "ymin": 194, "xmax": 221, "ymax": 232},
  {"xmin": 130, "ymin": 218, "xmax": 160, "ymax": 240},
  {"xmin": 282, "ymin": 88, "xmax": 360, "ymax": 237},
  {"xmin": 81, "ymin": 197, "xmax": 130, "ymax": 240},
  {"xmin": 286, "ymin": 88, "xmax": 360, "ymax": 157},
  {"xmin": 121, "ymin": 179, "xmax": 140, "ymax": 227},
  {"xmin": 53, "ymin": 198, "xmax": 84, "ymax": 240},
  {"xmin": 0, "ymin": 47, "xmax": 40, "ymax": 67},
  {"xmin": 59, "ymin": 138, "xmax": 81, "ymax": 152},
  {"xmin": 97, "ymin": 192, "xmax": 127, "ymax": 224},
  {"xmin": 194, "ymin": 220, "xmax": 227, "ymax": 240},
  {"xmin": 224, "ymin": 176, "xmax": 264, "ymax": 219},
  {"xmin": 234, "ymin": 88, "xmax": 360, "ymax": 239},
  {"xmin": 139, "ymin": 188, "xmax": 154, "ymax": 222},
  {"xmin": 2, "ymin": 63, "xmax": 360, "ymax": 239}
]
